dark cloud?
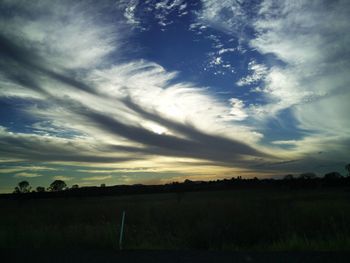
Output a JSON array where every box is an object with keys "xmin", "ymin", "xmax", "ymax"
[
  {"xmin": 123, "ymin": 97, "xmax": 266, "ymax": 155},
  {"xmin": 0, "ymin": 132, "xmax": 140, "ymax": 163},
  {"xmin": 69, "ymin": 98, "xmax": 269, "ymax": 166},
  {"xmin": 0, "ymin": 34, "xmax": 98, "ymax": 95}
]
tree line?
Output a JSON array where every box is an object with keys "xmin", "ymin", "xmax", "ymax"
[
  {"xmin": 12, "ymin": 164, "xmax": 350, "ymax": 195},
  {"xmin": 13, "ymin": 179, "xmax": 71, "ymax": 194}
]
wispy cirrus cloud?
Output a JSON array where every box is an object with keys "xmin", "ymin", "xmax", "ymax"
[
  {"xmin": 0, "ymin": 166, "xmax": 57, "ymax": 174},
  {"xmin": 236, "ymin": 60, "xmax": 268, "ymax": 87},
  {"xmin": 248, "ymin": 0, "xmax": 350, "ymax": 167},
  {"xmin": 83, "ymin": 175, "xmax": 113, "ymax": 181},
  {"xmin": 196, "ymin": 0, "xmax": 249, "ymax": 39},
  {"xmin": 120, "ymin": 0, "xmax": 189, "ymax": 31},
  {"xmin": 14, "ymin": 172, "xmax": 43, "ymax": 178},
  {"xmin": 0, "ymin": 0, "xmax": 276, "ymax": 187},
  {"xmin": 195, "ymin": 0, "xmax": 350, "ymax": 174}
]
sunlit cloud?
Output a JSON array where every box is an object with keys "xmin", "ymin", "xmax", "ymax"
[
  {"xmin": 83, "ymin": 175, "xmax": 113, "ymax": 181},
  {"xmin": 0, "ymin": 166, "xmax": 57, "ymax": 174},
  {"xmin": 14, "ymin": 172, "xmax": 43, "ymax": 178}
]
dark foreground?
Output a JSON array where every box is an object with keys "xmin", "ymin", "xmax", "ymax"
[
  {"xmin": 1, "ymin": 188, "xmax": 350, "ymax": 251},
  {"xmin": 3, "ymin": 250, "xmax": 350, "ymax": 263}
]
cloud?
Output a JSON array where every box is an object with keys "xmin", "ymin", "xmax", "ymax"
[
  {"xmin": 195, "ymin": 0, "xmax": 350, "ymax": 173},
  {"xmin": 14, "ymin": 172, "xmax": 42, "ymax": 178},
  {"xmin": 83, "ymin": 175, "xmax": 113, "ymax": 181},
  {"xmin": 227, "ymin": 98, "xmax": 248, "ymax": 121},
  {"xmin": 197, "ymin": 0, "xmax": 250, "ymax": 40},
  {"xmin": 236, "ymin": 60, "xmax": 268, "ymax": 86},
  {"xmin": 124, "ymin": 0, "xmax": 141, "ymax": 28},
  {"xmin": 250, "ymin": 1, "xmax": 350, "ymax": 116},
  {"xmin": 0, "ymin": 166, "xmax": 57, "ymax": 174},
  {"xmin": 73, "ymin": 97, "xmax": 267, "ymax": 165},
  {"xmin": 119, "ymin": 0, "xmax": 188, "ymax": 31},
  {"xmin": 218, "ymin": 48, "xmax": 235, "ymax": 55},
  {"xmin": 154, "ymin": 0, "xmax": 187, "ymax": 27},
  {"xmin": 250, "ymin": 1, "xmax": 350, "ymax": 171},
  {"xmin": 77, "ymin": 168, "xmax": 151, "ymax": 174},
  {"xmin": 0, "ymin": 0, "xmax": 119, "ymax": 70},
  {"xmin": 0, "ymin": 126, "xmax": 140, "ymax": 163},
  {"xmin": 247, "ymin": 0, "xmax": 350, "ymax": 167}
]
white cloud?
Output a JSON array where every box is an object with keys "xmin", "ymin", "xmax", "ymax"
[
  {"xmin": 206, "ymin": 53, "xmax": 235, "ymax": 75},
  {"xmin": 179, "ymin": 3, "xmax": 187, "ymax": 11},
  {"xmin": 218, "ymin": 48, "xmax": 235, "ymax": 55},
  {"xmin": 88, "ymin": 61, "xmax": 260, "ymax": 143},
  {"xmin": 236, "ymin": 60, "xmax": 268, "ymax": 86},
  {"xmin": 197, "ymin": 0, "xmax": 249, "ymax": 39},
  {"xmin": 249, "ymin": 1, "xmax": 350, "ymax": 122},
  {"xmin": 124, "ymin": 0, "xmax": 141, "ymax": 27},
  {"xmin": 227, "ymin": 98, "xmax": 248, "ymax": 121},
  {"xmin": 152, "ymin": 0, "xmax": 187, "ymax": 28},
  {"xmin": 0, "ymin": 0, "xmax": 120, "ymax": 70}
]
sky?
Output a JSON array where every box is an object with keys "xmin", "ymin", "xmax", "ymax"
[{"xmin": 0, "ymin": 0, "xmax": 349, "ymax": 193}]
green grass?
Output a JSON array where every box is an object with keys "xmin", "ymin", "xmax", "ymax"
[{"xmin": 1, "ymin": 188, "xmax": 350, "ymax": 250}]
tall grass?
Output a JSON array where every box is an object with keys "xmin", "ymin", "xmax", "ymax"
[{"xmin": 1, "ymin": 189, "xmax": 350, "ymax": 250}]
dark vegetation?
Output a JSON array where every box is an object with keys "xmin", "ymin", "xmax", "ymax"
[
  {"xmin": 1, "ymin": 165, "xmax": 350, "ymax": 251},
  {"xmin": 4, "ymin": 167, "xmax": 350, "ymax": 200}
]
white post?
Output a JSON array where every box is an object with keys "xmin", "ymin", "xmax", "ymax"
[{"xmin": 119, "ymin": 210, "xmax": 126, "ymax": 250}]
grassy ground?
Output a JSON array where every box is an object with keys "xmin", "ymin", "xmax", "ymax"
[{"xmin": 1, "ymin": 188, "xmax": 350, "ymax": 250}]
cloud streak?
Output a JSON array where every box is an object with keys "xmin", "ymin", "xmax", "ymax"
[{"xmin": 14, "ymin": 172, "xmax": 43, "ymax": 178}]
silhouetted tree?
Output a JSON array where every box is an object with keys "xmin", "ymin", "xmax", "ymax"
[
  {"xmin": 71, "ymin": 184, "xmax": 79, "ymax": 189},
  {"xmin": 48, "ymin": 180, "xmax": 67, "ymax": 191},
  {"xmin": 299, "ymin": 173, "xmax": 317, "ymax": 179},
  {"xmin": 184, "ymin": 179, "xmax": 194, "ymax": 184},
  {"xmin": 345, "ymin": 164, "xmax": 350, "ymax": 177},
  {"xmin": 100, "ymin": 184, "xmax": 106, "ymax": 188},
  {"xmin": 36, "ymin": 186, "xmax": 45, "ymax": 192},
  {"xmin": 13, "ymin": 181, "xmax": 31, "ymax": 193},
  {"xmin": 324, "ymin": 172, "xmax": 342, "ymax": 180},
  {"xmin": 284, "ymin": 174, "xmax": 294, "ymax": 180}
]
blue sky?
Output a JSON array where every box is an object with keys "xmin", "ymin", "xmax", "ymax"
[{"xmin": 0, "ymin": 0, "xmax": 349, "ymax": 192}]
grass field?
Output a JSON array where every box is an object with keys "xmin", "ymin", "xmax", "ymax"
[{"xmin": 1, "ymin": 188, "xmax": 350, "ymax": 251}]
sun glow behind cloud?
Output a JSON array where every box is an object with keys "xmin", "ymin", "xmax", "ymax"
[{"xmin": 0, "ymin": 0, "xmax": 349, "ymax": 192}]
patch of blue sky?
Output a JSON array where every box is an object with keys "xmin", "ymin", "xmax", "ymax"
[
  {"xmin": 0, "ymin": 98, "xmax": 81, "ymax": 138},
  {"xmin": 257, "ymin": 108, "xmax": 308, "ymax": 148},
  {"xmin": 130, "ymin": 9, "xmax": 252, "ymax": 101},
  {"xmin": 0, "ymin": 98, "xmax": 41, "ymax": 134}
]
